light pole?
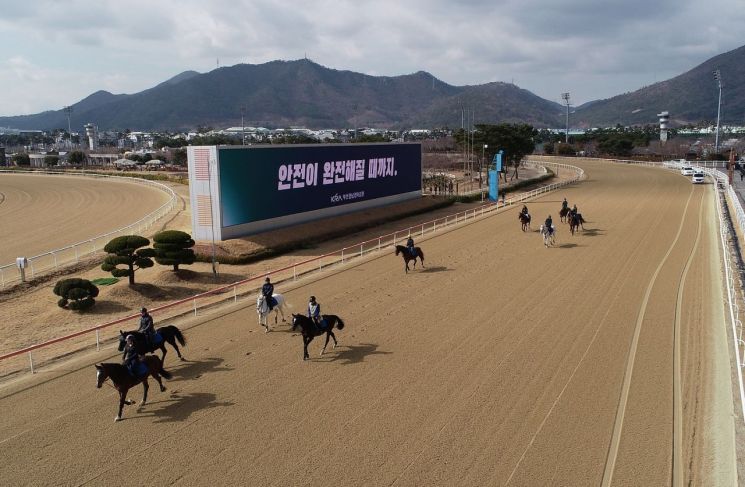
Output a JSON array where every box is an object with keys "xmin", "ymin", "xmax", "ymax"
[
  {"xmin": 481, "ymin": 144, "xmax": 488, "ymax": 188},
  {"xmin": 714, "ymin": 70, "xmax": 722, "ymax": 154},
  {"xmin": 561, "ymin": 93, "xmax": 571, "ymax": 143}
]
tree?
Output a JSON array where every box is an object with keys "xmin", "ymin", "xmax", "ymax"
[
  {"xmin": 557, "ymin": 143, "xmax": 576, "ymax": 156},
  {"xmin": 101, "ymin": 235, "xmax": 156, "ymax": 285},
  {"xmin": 152, "ymin": 230, "xmax": 196, "ymax": 271},
  {"xmin": 44, "ymin": 155, "xmax": 59, "ymax": 166},
  {"xmin": 53, "ymin": 278, "xmax": 99, "ymax": 311},
  {"xmin": 173, "ymin": 148, "xmax": 187, "ymax": 166},
  {"xmin": 12, "ymin": 153, "xmax": 30, "ymax": 166},
  {"xmin": 462, "ymin": 123, "xmax": 537, "ymax": 180},
  {"xmin": 68, "ymin": 150, "xmax": 86, "ymax": 165}
]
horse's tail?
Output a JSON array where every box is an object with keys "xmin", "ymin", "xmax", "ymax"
[
  {"xmin": 336, "ymin": 316, "xmax": 345, "ymax": 330},
  {"xmin": 173, "ymin": 327, "xmax": 187, "ymax": 346}
]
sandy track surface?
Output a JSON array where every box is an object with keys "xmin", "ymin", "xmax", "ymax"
[
  {"xmin": 0, "ymin": 161, "xmax": 736, "ymax": 486},
  {"xmin": 0, "ymin": 173, "xmax": 171, "ymax": 265}
]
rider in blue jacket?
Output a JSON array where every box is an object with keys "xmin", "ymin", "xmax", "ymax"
[
  {"xmin": 562, "ymin": 198, "xmax": 568, "ymax": 210},
  {"xmin": 308, "ymin": 296, "xmax": 324, "ymax": 329},
  {"xmin": 406, "ymin": 237, "xmax": 416, "ymax": 257},
  {"xmin": 262, "ymin": 277, "xmax": 274, "ymax": 310},
  {"xmin": 122, "ymin": 335, "xmax": 142, "ymax": 376},
  {"xmin": 545, "ymin": 215, "xmax": 553, "ymax": 234}
]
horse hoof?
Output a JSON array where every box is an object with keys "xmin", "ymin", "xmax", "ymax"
[
  {"xmin": 180, "ymin": 357, "xmax": 185, "ymax": 362},
  {"xmin": 114, "ymin": 416, "xmax": 121, "ymax": 422},
  {"xmin": 160, "ymin": 386, "xmax": 166, "ymax": 392},
  {"xmin": 320, "ymin": 351, "xmax": 324, "ymax": 356},
  {"xmin": 303, "ymin": 357, "xmax": 309, "ymax": 361}
]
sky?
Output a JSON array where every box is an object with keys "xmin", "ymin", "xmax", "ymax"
[{"xmin": 1, "ymin": 0, "xmax": 743, "ymax": 116}]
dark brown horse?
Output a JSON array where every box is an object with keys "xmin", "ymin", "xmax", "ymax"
[
  {"xmin": 559, "ymin": 206, "xmax": 570, "ymax": 222},
  {"xmin": 569, "ymin": 212, "xmax": 586, "ymax": 235},
  {"xmin": 518, "ymin": 212, "xmax": 531, "ymax": 231},
  {"xmin": 291, "ymin": 314, "xmax": 346, "ymax": 361},
  {"xmin": 95, "ymin": 355, "xmax": 172, "ymax": 421},
  {"xmin": 395, "ymin": 245, "xmax": 425, "ymax": 273},
  {"xmin": 118, "ymin": 326, "xmax": 186, "ymax": 363}
]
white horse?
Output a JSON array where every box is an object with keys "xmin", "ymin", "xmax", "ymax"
[
  {"xmin": 540, "ymin": 224, "xmax": 556, "ymax": 247},
  {"xmin": 256, "ymin": 293, "xmax": 288, "ymax": 332}
]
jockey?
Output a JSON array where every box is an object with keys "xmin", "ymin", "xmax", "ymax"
[
  {"xmin": 571, "ymin": 204, "xmax": 578, "ymax": 216},
  {"xmin": 562, "ymin": 198, "xmax": 568, "ymax": 210},
  {"xmin": 545, "ymin": 215, "xmax": 553, "ymax": 234},
  {"xmin": 521, "ymin": 205, "xmax": 528, "ymax": 215},
  {"xmin": 138, "ymin": 307, "xmax": 155, "ymax": 347},
  {"xmin": 261, "ymin": 277, "xmax": 274, "ymax": 311},
  {"xmin": 406, "ymin": 237, "xmax": 416, "ymax": 257},
  {"xmin": 308, "ymin": 296, "xmax": 324, "ymax": 329},
  {"xmin": 122, "ymin": 335, "xmax": 143, "ymax": 375}
]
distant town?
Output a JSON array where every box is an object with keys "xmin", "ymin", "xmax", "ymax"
[{"xmin": 1, "ymin": 122, "xmax": 744, "ymax": 169}]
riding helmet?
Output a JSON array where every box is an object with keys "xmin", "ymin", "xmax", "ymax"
[
  {"xmin": 310, "ymin": 296, "xmax": 316, "ymax": 302},
  {"xmin": 141, "ymin": 307, "xmax": 147, "ymax": 313}
]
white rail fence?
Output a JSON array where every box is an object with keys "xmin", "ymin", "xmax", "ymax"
[
  {"xmin": 0, "ymin": 161, "xmax": 584, "ymax": 378},
  {"xmin": 0, "ymin": 170, "xmax": 178, "ymax": 289}
]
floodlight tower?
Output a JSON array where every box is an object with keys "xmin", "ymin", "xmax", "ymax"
[
  {"xmin": 714, "ymin": 70, "xmax": 723, "ymax": 154},
  {"xmin": 657, "ymin": 111, "xmax": 669, "ymax": 143},
  {"xmin": 561, "ymin": 93, "xmax": 571, "ymax": 143}
]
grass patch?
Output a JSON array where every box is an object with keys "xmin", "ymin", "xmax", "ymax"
[{"xmin": 91, "ymin": 277, "xmax": 120, "ymax": 286}]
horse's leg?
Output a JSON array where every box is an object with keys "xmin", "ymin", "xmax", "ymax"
[
  {"xmin": 303, "ymin": 336, "xmax": 311, "ymax": 361},
  {"xmin": 330, "ymin": 330, "xmax": 338, "ymax": 349},
  {"xmin": 153, "ymin": 371, "xmax": 166, "ymax": 392},
  {"xmin": 140, "ymin": 379, "xmax": 149, "ymax": 407},
  {"xmin": 169, "ymin": 338, "xmax": 184, "ymax": 361},
  {"xmin": 116, "ymin": 390, "xmax": 127, "ymax": 421},
  {"xmin": 160, "ymin": 344, "xmax": 167, "ymax": 363},
  {"xmin": 279, "ymin": 303, "xmax": 286, "ymax": 322},
  {"xmin": 321, "ymin": 332, "xmax": 331, "ymax": 356}
]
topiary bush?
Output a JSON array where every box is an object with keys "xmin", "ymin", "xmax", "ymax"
[
  {"xmin": 53, "ymin": 278, "xmax": 99, "ymax": 311},
  {"xmin": 152, "ymin": 230, "xmax": 196, "ymax": 271},
  {"xmin": 101, "ymin": 235, "xmax": 155, "ymax": 285}
]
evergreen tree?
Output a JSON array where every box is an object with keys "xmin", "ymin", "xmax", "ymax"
[
  {"xmin": 101, "ymin": 235, "xmax": 155, "ymax": 285},
  {"xmin": 152, "ymin": 230, "xmax": 196, "ymax": 271},
  {"xmin": 54, "ymin": 278, "xmax": 99, "ymax": 311}
]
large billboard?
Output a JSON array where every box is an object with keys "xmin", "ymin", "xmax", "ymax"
[{"xmin": 188, "ymin": 143, "xmax": 422, "ymax": 240}]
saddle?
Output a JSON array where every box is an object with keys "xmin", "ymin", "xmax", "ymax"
[
  {"xmin": 152, "ymin": 331, "xmax": 163, "ymax": 347},
  {"xmin": 129, "ymin": 361, "xmax": 149, "ymax": 379},
  {"xmin": 316, "ymin": 318, "xmax": 328, "ymax": 332}
]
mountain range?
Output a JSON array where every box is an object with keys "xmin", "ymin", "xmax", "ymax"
[{"xmin": 0, "ymin": 44, "xmax": 743, "ymax": 132}]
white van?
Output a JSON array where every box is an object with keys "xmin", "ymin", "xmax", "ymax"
[
  {"xmin": 681, "ymin": 166, "xmax": 695, "ymax": 176},
  {"xmin": 691, "ymin": 171, "xmax": 705, "ymax": 184}
]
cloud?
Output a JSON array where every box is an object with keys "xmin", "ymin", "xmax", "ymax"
[{"xmin": 0, "ymin": 0, "xmax": 743, "ymax": 115}]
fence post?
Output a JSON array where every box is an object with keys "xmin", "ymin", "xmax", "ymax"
[
  {"xmin": 421, "ymin": 224, "xmax": 424, "ymax": 237},
  {"xmin": 53, "ymin": 252, "xmax": 58, "ymax": 269},
  {"xmin": 193, "ymin": 298, "xmax": 197, "ymax": 316},
  {"xmin": 28, "ymin": 352, "xmax": 35, "ymax": 373},
  {"xmin": 360, "ymin": 244, "xmax": 363, "ymax": 257},
  {"xmin": 342, "ymin": 248, "xmax": 345, "ymax": 264},
  {"xmin": 293, "ymin": 265, "xmax": 297, "ymax": 281},
  {"xmin": 29, "ymin": 260, "xmax": 35, "ymax": 278},
  {"xmin": 378, "ymin": 237, "xmax": 381, "ymax": 251},
  {"xmin": 96, "ymin": 329, "xmax": 101, "ymax": 351},
  {"xmin": 234, "ymin": 285, "xmax": 237, "ymax": 302},
  {"xmin": 74, "ymin": 245, "xmax": 79, "ymax": 263}
]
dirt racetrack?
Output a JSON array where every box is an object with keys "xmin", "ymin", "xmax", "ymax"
[
  {"xmin": 0, "ymin": 161, "xmax": 737, "ymax": 486},
  {"xmin": 0, "ymin": 172, "xmax": 171, "ymax": 266}
]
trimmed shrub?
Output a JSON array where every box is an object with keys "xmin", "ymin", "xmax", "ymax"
[
  {"xmin": 54, "ymin": 278, "xmax": 99, "ymax": 311},
  {"xmin": 101, "ymin": 235, "xmax": 155, "ymax": 285},
  {"xmin": 152, "ymin": 230, "xmax": 196, "ymax": 271}
]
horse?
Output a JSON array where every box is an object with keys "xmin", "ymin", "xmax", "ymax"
[
  {"xmin": 540, "ymin": 224, "xmax": 556, "ymax": 247},
  {"xmin": 568, "ymin": 212, "xmax": 586, "ymax": 235},
  {"xmin": 256, "ymin": 293, "xmax": 288, "ymax": 332},
  {"xmin": 518, "ymin": 212, "xmax": 531, "ymax": 231},
  {"xmin": 559, "ymin": 206, "xmax": 570, "ymax": 223},
  {"xmin": 95, "ymin": 356, "xmax": 172, "ymax": 422},
  {"xmin": 395, "ymin": 245, "xmax": 425, "ymax": 273},
  {"xmin": 118, "ymin": 326, "xmax": 186, "ymax": 363},
  {"xmin": 291, "ymin": 314, "xmax": 346, "ymax": 361}
]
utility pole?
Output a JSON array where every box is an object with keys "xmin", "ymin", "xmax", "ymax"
[
  {"xmin": 714, "ymin": 70, "xmax": 723, "ymax": 154},
  {"xmin": 561, "ymin": 93, "xmax": 571, "ymax": 143}
]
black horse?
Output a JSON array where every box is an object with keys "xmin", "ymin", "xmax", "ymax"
[
  {"xmin": 95, "ymin": 356, "xmax": 172, "ymax": 421},
  {"xmin": 118, "ymin": 326, "xmax": 186, "ymax": 363},
  {"xmin": 518, "ymin": 212, "xmax": 531, "ymax": 231},
  {"xmin": 559, "ymin": 206, "xmax": 570, "ymax": 223},
  {"xmin": 568, "ymin": 212, "xmax": 586, "ymax": 235},
  {"xmin": 291, "ymin": 314, "xmax": 346, "ymax": 361},
  {"xmin": 395, "ymin": 245, "xmax": 425, "ymax": 273}
]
